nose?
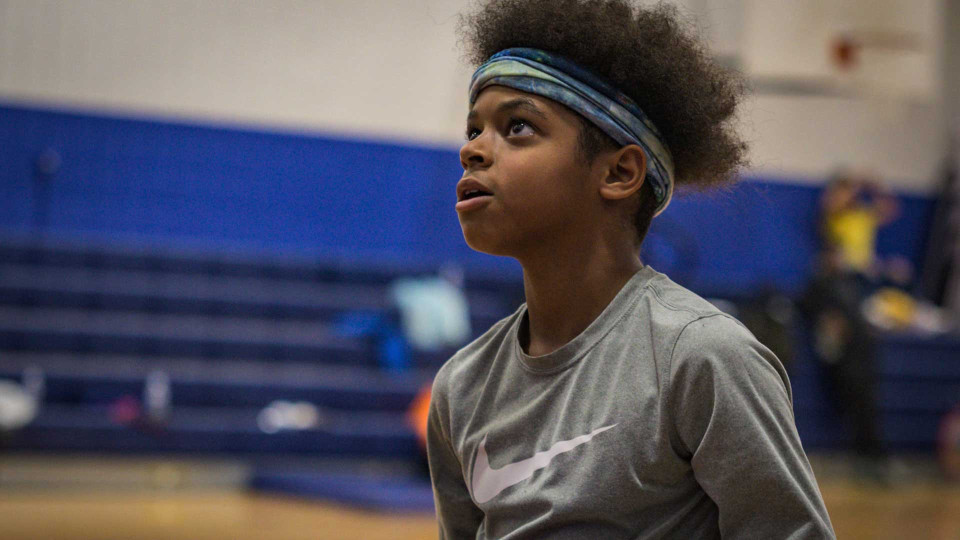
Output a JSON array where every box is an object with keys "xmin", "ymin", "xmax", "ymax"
[{"xmin": 459, "ymin": 133, "xmax": 490, "ymax": 171}]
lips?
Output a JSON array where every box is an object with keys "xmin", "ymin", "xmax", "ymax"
[
  {"xmin": 457, "ymin": 177, "xmax": 493, "ymax": 202},
  {"xmin": 455, "ymin": 177, "xmax": 493, "ymax": 213}
]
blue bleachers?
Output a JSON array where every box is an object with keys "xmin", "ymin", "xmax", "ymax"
[
  {"xmin": 0, "ymin": 236, "xmax": 958, "ymax": 512},
  {"xmin": 0, "ymin": 238, "xmax": 515, "ymax": 487},
  {"xmin": 0, "ymin": 353, "xmax": 426, "ymax": 411},
  {"xmin": 17, "ymin": 404, "xmax": 418, "ymax": 457},
  {"xmin": 2, "ymin": 237, "xmax": 958, "ymax": 455},
  {"xmin": 788, "ymin": 325, "xmax": 960, "ymax": 452}
]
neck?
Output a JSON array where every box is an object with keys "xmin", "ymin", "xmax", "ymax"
[{"xmin": 517, "ymin": 233, "xmax": 642, "ymax": 357}]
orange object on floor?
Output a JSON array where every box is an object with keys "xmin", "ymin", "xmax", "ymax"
[{"xmin": 407, "ymin": 383, "xmax": 432, "ymax": 451}]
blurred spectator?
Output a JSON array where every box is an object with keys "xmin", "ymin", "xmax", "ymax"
[
  {"xmin": 801, "ymin": 170, "xmax": 900, "ymax": 481},
  {"xmin": 820, "ymin": 170, "xmax": 900, "ymax": 279}
]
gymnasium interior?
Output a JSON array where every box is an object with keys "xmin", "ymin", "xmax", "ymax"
[{"xmin": 1, "ymin": 1, "xmax": 959, "ymax": 538}]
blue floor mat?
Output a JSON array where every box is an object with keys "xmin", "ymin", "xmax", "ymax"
[{"xmin": 252, "ymin": 470, "xmax": 435, "ymax": 513}]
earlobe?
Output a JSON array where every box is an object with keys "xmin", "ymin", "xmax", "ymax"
[{"xmin": 599, "ymin": 145, "xmax": 647, "ymax": 201}]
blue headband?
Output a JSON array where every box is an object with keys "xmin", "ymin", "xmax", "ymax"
[{"xmin": 469, "ymin": 48, "xmax": 675, "ymax": 216}]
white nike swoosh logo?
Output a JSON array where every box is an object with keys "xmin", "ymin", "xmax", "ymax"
[{"xmin": 470, "ymin": 424, "xmax": 618, "ymax": 504}]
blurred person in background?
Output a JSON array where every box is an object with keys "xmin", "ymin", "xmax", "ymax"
[
  {"xmin": 821, "ymin": 169, "xmax": 901, "ymax": 282},
  {"xmin": 802, "ymin": 169, "xmax": 901, "ymax": 482}
]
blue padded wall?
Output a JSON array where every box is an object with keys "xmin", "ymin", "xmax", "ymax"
[
  {"xmin": 1, "ymin": 102, "xmax": 935, "ymax": 295},
  {"xmin": 648, "ymin": 181, "xmax": 934, "ymax": 296},
  {"xmin": 1, "ymin": 102, "xmax": 497, "ymax": 271}
]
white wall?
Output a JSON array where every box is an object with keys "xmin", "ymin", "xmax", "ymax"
[
  {"xmin": 0, "ymin": 0, "xmax": 474, "ymax": 145},
  {"xmin": 732, "ymin": 0, "xmax": 948, "ymax": 191},
  {"xmin": 1, "ymin": 0, "xmax": 953, "ymax": 192}
]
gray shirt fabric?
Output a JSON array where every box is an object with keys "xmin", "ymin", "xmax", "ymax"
[{"xmin": 427, "ymin": 265, "xmax": 835, "ymax": 539}]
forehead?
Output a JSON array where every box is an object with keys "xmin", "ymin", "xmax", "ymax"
[{"xmin": 468, "ymin": 85, "xmax": 581, "ymax": 125}]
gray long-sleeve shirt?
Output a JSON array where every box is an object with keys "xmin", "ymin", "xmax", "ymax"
[{"xmin": 427, "ymin": 265, "xmax": 835, "ymax": 539}]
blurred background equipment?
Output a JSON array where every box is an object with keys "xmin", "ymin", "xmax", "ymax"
[
  {"xmin": 0, "ymin": 0, "xmax": 959, "ymax": 539},
  {"xmin": 0, "ymin": 378, "xmax": 39, "ymax": 433},
  {"xmin": 390, "ymin": 263, "xmax": 472, "ymax": 353}
]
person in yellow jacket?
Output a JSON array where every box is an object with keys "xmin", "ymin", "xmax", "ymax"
[
  {"xmin": 821, "ymin": 173, "xmax": 901, "ymax": 278},
  {"xmin": 803, "ymin": 170, "xmax": 901, "ymax": 483}
]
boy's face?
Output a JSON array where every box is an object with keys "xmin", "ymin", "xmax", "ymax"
[{"xmin": 458, "ymin": 86, "xmax": 597, "ymax": 257}]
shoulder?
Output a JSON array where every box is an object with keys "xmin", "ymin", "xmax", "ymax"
[
  {"xmin": 672, "ymin": 313, "xmax": 763, "ymax": 365},
  {"xmin": 632, "ymin": 268, "xmax": 736, "ymax": 342},
  {"xmin": 670, "ymin": 311, "xmax": 791, "ymax": 405},
  {"xmin": 637, "ymin": 268, "xmax": 788, "ymax": 393},
  {"xmin": 643, "ymin": 271, "xmax": 729, "ymax": 320},
  {"xmin": 664, "ymin": 308, "xmax": 795, "ymax": 455}
]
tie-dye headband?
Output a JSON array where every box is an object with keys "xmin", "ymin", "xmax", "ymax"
[{"xmin": 469, "ymin": 48, "xmax": 675, "ymax": 216}]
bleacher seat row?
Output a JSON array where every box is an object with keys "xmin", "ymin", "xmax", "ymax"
[{"xmin": 0, "ymin": 236, "xmax": 957, "ymax": 510}]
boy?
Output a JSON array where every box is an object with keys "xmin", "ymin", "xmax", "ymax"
[{"xmin": 427, "ymin": 1, "xmax": 835, "ymax": 538}]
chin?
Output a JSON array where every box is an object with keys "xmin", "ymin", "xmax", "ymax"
[{"xmin": 460, "ymin": 223, "xmax": 513, "ymax": 257}]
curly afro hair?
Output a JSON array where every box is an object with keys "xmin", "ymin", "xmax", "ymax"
[{"xmin": 459, "ymin": 0, "xmax": 748, "ymax": 245}]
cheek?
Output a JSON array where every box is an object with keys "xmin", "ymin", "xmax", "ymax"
[
  {"xmin": 459, "ymin": 142, "xmax": 590, "ymax": 254},
  {"xmin": 509, "ymin": 160, "xmax": 587, "ymax": 217},
  {"xmin": 501, "ymin": 150, "xmax": 582, "ymax": 203}
]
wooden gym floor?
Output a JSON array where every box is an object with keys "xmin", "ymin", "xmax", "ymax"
[{"xmin": 0, "ymin": 457, "xmax": 958, "ymax": 540}]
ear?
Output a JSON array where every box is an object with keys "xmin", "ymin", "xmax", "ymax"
[{"xmin": 598, "ymin": 144, "xmax": 647, "ymax": 201}]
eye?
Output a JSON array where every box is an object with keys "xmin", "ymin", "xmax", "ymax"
[
  {"xmin": 507, "ymin": 118, "xmax": 534, "ymax": 136},
  {"xmin": 465, "ymin": 126, "xmax": 481, "ymax": 141}
]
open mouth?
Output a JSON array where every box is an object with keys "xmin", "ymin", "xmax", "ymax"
[{"xmin": 461, "ymin": 189, "xmax": 492, "ymax": 201}]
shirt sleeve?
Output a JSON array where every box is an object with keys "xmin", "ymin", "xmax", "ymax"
[
  {"xmin": 668, "ymin": 314, "xmax": 836, "ymax": 539},
  {"xmin": 427, "ymin": 374, "xmax": 484, "ymax": 539}
]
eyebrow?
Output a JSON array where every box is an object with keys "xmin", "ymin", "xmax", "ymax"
[{"xmin": 467, "ymin": 97, "xmax": 548, "ymax": 123}]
